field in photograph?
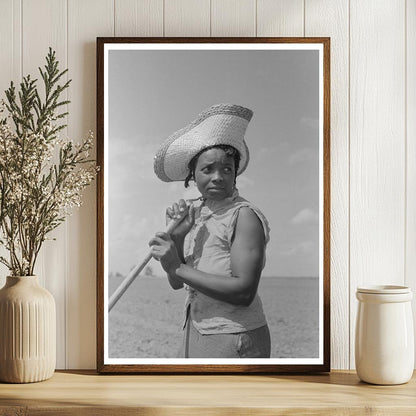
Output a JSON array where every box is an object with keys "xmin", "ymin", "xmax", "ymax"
[{"xmin": 108, "ymin": 275, "xmax": 319, "ymax": 359}]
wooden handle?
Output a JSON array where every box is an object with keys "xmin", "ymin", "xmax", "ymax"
[{"xmin": 108, "ymin": 215, "xmax": 186, "ymax": 312}]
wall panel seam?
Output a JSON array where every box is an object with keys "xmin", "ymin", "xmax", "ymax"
[
  {"xmin": 65, "ymin": 0, "xmax": 69, "ymax": 369},
  {"xmin": 348, "ymin": 0, "xmax": 351, "ymax": 370},
  {"xmin": 20, "ymin": 0, "xmax": 23, "ymax": 78},
  {"xmin": 303, "ymin": 0, "xmax": 305, "ymax": 37},
  {"xmin": 210, "ymin": 0, "xmax": 212, "ymax": 36},
  {"xmin": 404, "ymin": 0, "xmax": 408, "ymax": 285}
]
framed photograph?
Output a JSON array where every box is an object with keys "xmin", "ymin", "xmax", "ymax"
[{"xmin": 97, "ymin": 37, "xmax": 330, "ymax": 373}]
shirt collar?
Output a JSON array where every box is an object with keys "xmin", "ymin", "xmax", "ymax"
[{"xmin": 202, "ymin": 188, "xmax": 240, "ymax": 213}]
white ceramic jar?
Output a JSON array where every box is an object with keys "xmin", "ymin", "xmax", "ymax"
[{"xmin": 355, "ymin": 285, "xmax": 414, "ymax": 385}]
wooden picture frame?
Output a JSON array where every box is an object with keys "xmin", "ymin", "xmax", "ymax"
[{"xmin": 97, "ymin": 37, "xmax": 330, "ymax": 374}]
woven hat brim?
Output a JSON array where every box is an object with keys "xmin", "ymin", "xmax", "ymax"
[{"xmin": 155, "ymin": 113, "xmax": 250, "ymax": 182}]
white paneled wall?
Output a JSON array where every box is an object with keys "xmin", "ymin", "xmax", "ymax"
[
  {"xmin": 0, "ymin": 0, "xmax": 414, "ymax": 370},
  {"xmin": 305, "ymin": 0, "xmax": 350, "ymax": 371},
  {"xmin": 350, "ymin": 0, "xmax": 407, "ymax": 368}
]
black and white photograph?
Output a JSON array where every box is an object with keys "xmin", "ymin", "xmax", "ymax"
[{"xmin": 97, "ymin": 38, "xmax": 330, "ymax": 373}]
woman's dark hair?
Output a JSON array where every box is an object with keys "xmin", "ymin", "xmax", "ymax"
[{"xmin": 184, "ymin": 144, "xmax": 240, "ymax": 188}]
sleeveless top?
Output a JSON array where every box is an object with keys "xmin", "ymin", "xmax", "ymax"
[{"xmin": 183, "ymin": 189, "xmax": 270, "ymax": 335}]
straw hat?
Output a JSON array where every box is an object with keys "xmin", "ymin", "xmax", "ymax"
[{"xmin": 154, "ymin": 103, "xmax": 253, "ymax": 182}]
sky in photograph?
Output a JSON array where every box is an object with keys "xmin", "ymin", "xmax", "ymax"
[{"xmin": 108, "ymin": 48, "xmax": 320, "ymax": 278}]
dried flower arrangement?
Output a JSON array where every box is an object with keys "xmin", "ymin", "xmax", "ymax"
[{"xmin": 0, "ymin": 48, "xmax": 97, "ymax": 276}]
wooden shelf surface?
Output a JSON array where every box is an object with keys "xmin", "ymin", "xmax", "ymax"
[{"xmin": 0, "ymin": 370, "xmax": 415, "ymax": 415}]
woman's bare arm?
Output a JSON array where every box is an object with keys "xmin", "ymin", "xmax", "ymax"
[{"xmin": 167, "ymin": 235, "xmax": 185, "ymax": 289}]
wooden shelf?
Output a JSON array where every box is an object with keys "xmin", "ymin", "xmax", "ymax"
[{"xmin": 0, "ymin": 370, "xmax": 415, "ymax": 415}]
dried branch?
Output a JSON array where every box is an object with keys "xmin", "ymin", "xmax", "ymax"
[{"xmin": 0, "ymin": 49, "xmax": 97, "ymax": 276}]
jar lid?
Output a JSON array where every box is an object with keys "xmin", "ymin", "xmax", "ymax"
[{"xmin": 357, "ymin": 285, "xmax": 411, "ymax": 294}]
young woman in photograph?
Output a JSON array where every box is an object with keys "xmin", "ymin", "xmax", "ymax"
[{"xmin": 149, "ymin": 103, "xmax": 271, "ymax": 358}]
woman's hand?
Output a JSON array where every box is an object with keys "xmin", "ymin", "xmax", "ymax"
[
  {"xmin": 149, "ymin": 232, "xmax": 182, "ymax": 276},
  {"xmin": 166, "ymin": 199, "xmax": 195, "ymax": 239}
]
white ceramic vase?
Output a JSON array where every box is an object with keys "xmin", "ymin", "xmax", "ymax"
[
  {"xmin": 355, "ymin": 285, "xmax": 414, "ymax": 385},
  {"xmin": 0, "ymin": 276, "xmax": 56, "ymax": 383}
]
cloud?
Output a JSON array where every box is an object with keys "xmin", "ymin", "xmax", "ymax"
[
  {"xmin": 168, "ymin": 182, "xmax": 186, "ymax": 194},
  {"xmin": 168, "ymin": 182, "xmax": 201, "ymax": 201},
  {"xmin": 252, "ymin": 143, "xmax": 288, "ymax": 164},
  {"xmin": 109, "ymin": 211, "xmax": 164, "ymax": 275},
  {"xmin": 279, "ymin": 241, "xmax": 315, "ymax": 257},
  {"xmin": 300, "ymin": 117, "xmax": 319, "ymax": 130},
  {"xmin": 110, "ymin": 215, "xmax": 152, "ymax": 246},
  {"xmin": 108, "ymin": 135, "xmax": 160, "ymax": 200},
  {"xmin": 236, "ymin": 175, "xmax": 254, "ymax": 190},
  {"xmin": 110, "ymin": 135, "xmax": 153, "ymax": 164},
  {"xmin": 290, "ymin": 208, "xmax": 318, "ymax": 225},
  {"xmin": 288, "ymin": 147, "xmax": 317, "ymax": 165}
]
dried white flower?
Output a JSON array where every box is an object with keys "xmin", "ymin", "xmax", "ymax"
[{"xmin": 0, "ymin": 49, "xmax": 98, "ymax": 276}]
